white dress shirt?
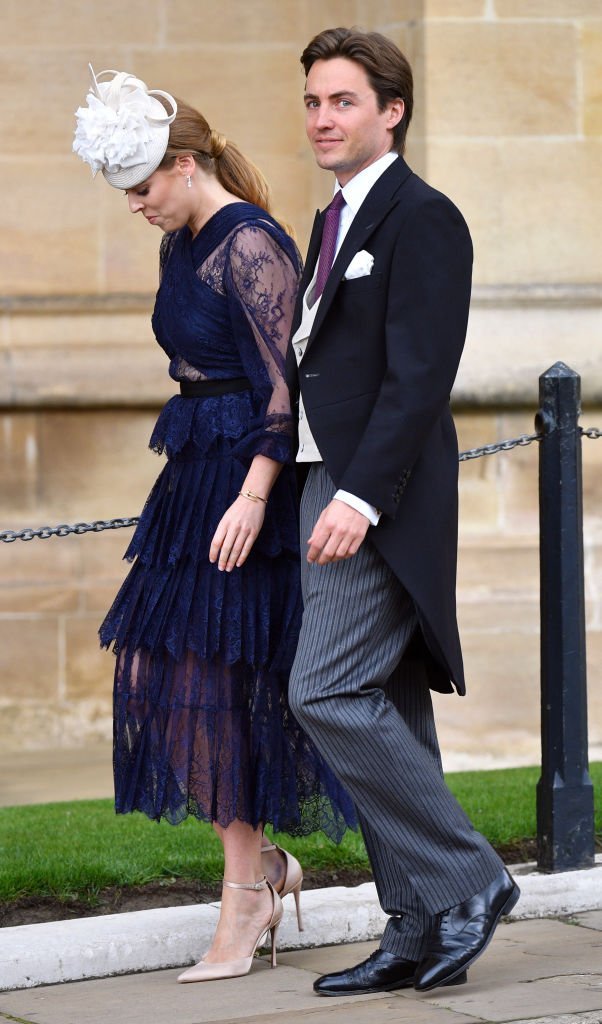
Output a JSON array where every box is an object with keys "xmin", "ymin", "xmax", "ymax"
[{"xmin": 294, "ymin": 152, "xmax": 399, "ymax": 526}]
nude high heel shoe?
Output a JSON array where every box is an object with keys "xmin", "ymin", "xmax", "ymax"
[
  {"xmin": 262, "ymin": 842, "xmax": 304, "ymax": 931},
  {"xmin": 177, "ymin": 877, "xmax": 283, "ymax": 983}
]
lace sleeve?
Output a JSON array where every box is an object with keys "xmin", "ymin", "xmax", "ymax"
[{"xmin": 224, "ymin": 223, "xmax": 301, "ymax": 464}]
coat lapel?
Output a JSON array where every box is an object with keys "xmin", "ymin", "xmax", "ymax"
[
  {"xmin": 305, "ymin": 157, "xmax": 413, "ymax": 351},
  {"xmin": 291, "ymin": 209, "xmax": 322, "ymax": 336}
]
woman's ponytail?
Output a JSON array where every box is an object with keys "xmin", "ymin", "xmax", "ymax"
[{"xmin": 159, "ymin": 97, "xmax": 272, "ymax": 214}]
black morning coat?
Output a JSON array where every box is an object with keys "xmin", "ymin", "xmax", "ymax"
[{"xmin": 285, "ymin": 156, "xmax": 473, "ymax": 696}]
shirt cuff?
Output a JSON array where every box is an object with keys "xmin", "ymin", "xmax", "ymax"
[{"xmin": 334, "ymin": 489, "xmax": 381, "ymax": 526}]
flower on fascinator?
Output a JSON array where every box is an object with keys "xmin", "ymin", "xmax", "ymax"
[
  {"xmin": 73, "ymin": 87, "xmax": 158, "ymax": 176},
  {"xmin": 73, "ymin": 67, "xmax": 176, "ymax": 188}
]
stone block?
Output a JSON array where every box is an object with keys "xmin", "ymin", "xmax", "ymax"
[
  {"xmin": 423, "ymin": 917, "xmax": 602, "ymax": 1021},
  {"xmin": 0, "ymin": 702, "xmax": 65, "ymax": 755},
  {"xmin": 35, "ymin": 410, "xmax": 161, "ymax": 521},
  {"xmin": 100, "ymin": 183, "xmax": 165, "ymax": 293},
  {"xmin": 424, "ymin": 0, "xmax": 485, "ymax": 14},
  {"xmin": 0, "ymin": 361, "xmax": 9, "ymax": 406},
  {"xmin": 0, "ymin": 413, "xmax": 39, "ymax": 519},
  {"xmin": 496, "ymin": 412, "xmax": 540, "ymax": 535},
  {"xmin": 0, "ymin": 617, "xmax": 59, "ymax": 700},
  {"xmin": 582, "ymin": 425, "xmax": 602, "ymax": 530},
  {"xmin": 456, "ymin": 411, "xmax": 500, "ymax": 452},
  {"xmin": 497, "ymin": 140, "xmax": 602, "ymax": 284},
  {"xmin": 457, "ymin": 597, "xmax": 539, "ymax": 634},
  {"xmin": 167, "ymin": 0, "xmax": 311, "ymax": 44},
  {"xmin": 0, "ymin": 49, "xmax": 130, "ymax": 157},
  {"xmin": 0, "ymin": 743, "xmax": 113, "ymax": 807},
  {"xmin": 7, "ymin": 312, "xmax": 154, "ymax": 349},
  {"xmin": 434, "ymin": 630, "xmax": 540, "ymax": 766},
  {"xmin": 429, "ymin": 138, "xmax": 602, "ymax": 286},
  {"xmin": 586, "ymin": 629, "xmax": 602, "ymax": 745},
  {"xmin": 426, "ymin": 142, "xmax": 502, "ymax": 287},
  {"xmin": 252, "ymin": 151, "xmax": 316, "ymax": 253},
  {"xmin": 0, "ymin": 161, "xmax": 99, "ymax": 294},
  {"xmin": 583, "ymin": 24, "xmax": 602, "ymax": 136},
  {"xmin": 3, "ymin": 0, "xmax": 160, "ymax": 46},
  {"xmin": 65, "ymin": 616, "xmax": 112, "ymax": 700},
  {"xmin": 425, "ymin": 22, "xmax": 577, "ymax": 137},
  {"xmin": 456, "ymin": 412, "xmax": 503, "ymax": 534},
  {"xmin": 82, "ymin": 584, "xmax": 124, "ymax": 615},
  {"xmin": 457, "ymin": 539, "xmax": 540, "ymax": 601},
  {"xmin": 0, "ymin": 584, "xmax": 79, "ymax": 614},
  {"xmin": 587, "ymin": 543, "xmax": 602, "ymax": 627},
  {"xmin": 495, "ymin": 0, "xmax": 601, "ymax": 16},
  {"xmin": 78, "ymin": 529, "xmax": 136, "ymax": 583},
  {"xmin": 356, "ymin": 0, "xmax": 426, "ymax": 25},
  {"xmin": 0, "ymin": 531, "xmax": 81, "ymax": 583},
  {"xmin": 132, "ymin": 49, "xmax": 304, "ymax": 159},
  {"xmin": 9, "ymin": 343, "xmax": 173, "ymax": 407},
  {"xmin": 457, "ymin": 303, "xmax": 602, "ymax": 405},
  {"xmin": 0, "ymin": 533, "xmax": 81, "ymax": 613},
  {"xmin": 56, "ymin": 697, "xmax": 113, "ymax": 749}
]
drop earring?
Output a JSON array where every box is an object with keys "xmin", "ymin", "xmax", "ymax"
[{"xmin": 186, "ymin": 175, "xmax": 192, "ymax": 189}]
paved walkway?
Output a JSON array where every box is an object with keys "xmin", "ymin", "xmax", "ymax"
[
  {"xmin": 2, "ymin": 747, "xmax": 602, "ymax": 1023},
  {"xmin": 2, "ymin": 914, "xmax": 602, "ymax": 1024}
]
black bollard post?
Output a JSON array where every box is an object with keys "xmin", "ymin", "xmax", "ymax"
[{"xmin": 535, "ymin": 362, "xmax": 594, "ymax": 872}]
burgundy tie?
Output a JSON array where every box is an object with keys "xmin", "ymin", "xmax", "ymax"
[{"xmin": 315, "ymin": 190, "xmax": 346, "ymax": 298}]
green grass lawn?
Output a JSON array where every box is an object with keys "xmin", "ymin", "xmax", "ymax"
[{"xmin": 1, "ymin": 764, "xmax": 600, "ymax": 905}]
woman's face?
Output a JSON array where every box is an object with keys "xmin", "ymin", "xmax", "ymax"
[{"xmin": 126, "ymin": 165, "xmax": 190, "ymax": 232}]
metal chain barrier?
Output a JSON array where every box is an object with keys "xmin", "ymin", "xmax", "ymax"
[
  {"xmin": 0, "ymin": 517, "xmax": 140, "ymax": 544},
  {"xmin": 458, "ymin": 431, "xmax": 541, "ymax": 462},
  {"xmin": 0, "ymin": 426, "xmax": 599, "ymax": 543}
]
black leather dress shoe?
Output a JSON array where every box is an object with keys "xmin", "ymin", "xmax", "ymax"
[
  {"xmin": 314, "ymin": 949, "xmax": 468, "ymax": 996},
  {"xmin": 414, "ymin": 869, "xmax": 520, "ymax": 992}
]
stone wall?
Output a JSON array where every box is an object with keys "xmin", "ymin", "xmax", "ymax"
[
  {"xmin": 1, "ymin": 407, "xmax": 601, "ymax": 763},
  {"xmin": 1, "ymin": 0, "xmax": 601, "ymax": 759}
]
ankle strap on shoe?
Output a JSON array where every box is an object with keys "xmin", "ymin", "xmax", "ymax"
[{"xmin": 223, "ymin": 876, "xmax": 268, "ymax": 891}]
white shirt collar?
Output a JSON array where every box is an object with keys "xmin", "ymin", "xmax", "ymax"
[{"xmin": 335, "ymin": 152, "xmax": 398, "ymax": 214}]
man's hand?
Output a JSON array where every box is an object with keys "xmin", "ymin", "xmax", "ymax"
[{"xmin": 307, "ymin": 499, "xmax": 370, "ymax": 565}]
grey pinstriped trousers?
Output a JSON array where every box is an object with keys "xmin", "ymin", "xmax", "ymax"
[{"xmin": 289, "ymin": 465, "xmax": 504, "ymax": 960}]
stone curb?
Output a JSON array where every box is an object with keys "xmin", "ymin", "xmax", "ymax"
[{"xmin": 1, "ymin": 856, "xmax": 600, "ymax": 992}]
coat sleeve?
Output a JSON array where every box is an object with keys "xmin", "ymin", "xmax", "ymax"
[{"xmin": 338, "ymin": 195, "xmax": 472, "ymax": 519}]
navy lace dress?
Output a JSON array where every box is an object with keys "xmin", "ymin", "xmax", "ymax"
[{"xmin": 100, "ymin": 203, "xmax": 356, "ymax": 840}]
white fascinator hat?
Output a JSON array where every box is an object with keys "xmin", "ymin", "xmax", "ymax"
[{"xmin": 73, "ymin": 65, "xmax": 178, "ymax": 189}]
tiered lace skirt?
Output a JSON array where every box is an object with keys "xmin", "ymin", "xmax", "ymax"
[{"xmin": 100, "ymin": 393, "xmax": 356, "ymax": 839}]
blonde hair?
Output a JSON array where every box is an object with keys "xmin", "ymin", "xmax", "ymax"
[{"xmin": 158, "ymin": 97, "xmax": 272, "ymax": 213}]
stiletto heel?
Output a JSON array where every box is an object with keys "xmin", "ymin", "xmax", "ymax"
[
  {"xmin": 269, "ymin": 921, "xmax": 279, "ymax": 968},
  {"xmin": 291, "ymin": 880, "xmax": 303, "ymax": 931},
  {"xmin": 262, "ymin": 842, "xmax": 304, "ymax": 931},
  {"xmin": 177, "ymin": 877, "xmax": 283, "ymax": 983}
]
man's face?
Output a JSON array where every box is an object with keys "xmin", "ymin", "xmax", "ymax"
[{"xmin": 304, "ymin": 57, "xmax": 403, "ymax": 186}]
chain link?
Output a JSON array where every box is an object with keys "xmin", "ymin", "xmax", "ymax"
[
  {"xmin": 582, "ymin": 426, "xmax": 602, "ymax": 440},
  {"xmin": 458, "ymin": 431, "xmax": 541, "ymax": 463},
  {"xmin": 0, "ymin": 517, "xmax": 140, "ymax": 544},
  {"xmin": 0, "ymin": 425, "xmax": 599, "ymax": 542}
]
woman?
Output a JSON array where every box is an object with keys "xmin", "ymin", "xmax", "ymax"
[{"xmin": 73, "ymin": 68, "xmax": 355, "ymax": 982}]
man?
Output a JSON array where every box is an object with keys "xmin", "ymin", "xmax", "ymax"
[{"xmin": 286, "ymin": 27, "xmax": 519, "ymax": 996}]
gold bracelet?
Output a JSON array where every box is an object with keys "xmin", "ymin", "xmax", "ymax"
[{"xmin": 239, "ymin": 490, "xmax": 268, "ymax": 504}]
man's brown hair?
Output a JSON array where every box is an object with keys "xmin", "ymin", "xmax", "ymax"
[{"xmin": 301, "ymin": 27, "xmax": 413, "ymax": 154}]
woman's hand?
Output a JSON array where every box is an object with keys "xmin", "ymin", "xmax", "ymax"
[{"xmin": 209, "ymin": 494, "xmax": 266, "ymax": 571}]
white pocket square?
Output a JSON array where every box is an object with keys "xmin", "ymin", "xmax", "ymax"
[{"xmin": 344, "ymin": 249, "xmax": 374, "ymax": 280}]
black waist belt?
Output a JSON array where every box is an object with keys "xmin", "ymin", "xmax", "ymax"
[{"xmin": 179, "ymin": 377, "xmax": 251, "ymax": 398}]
